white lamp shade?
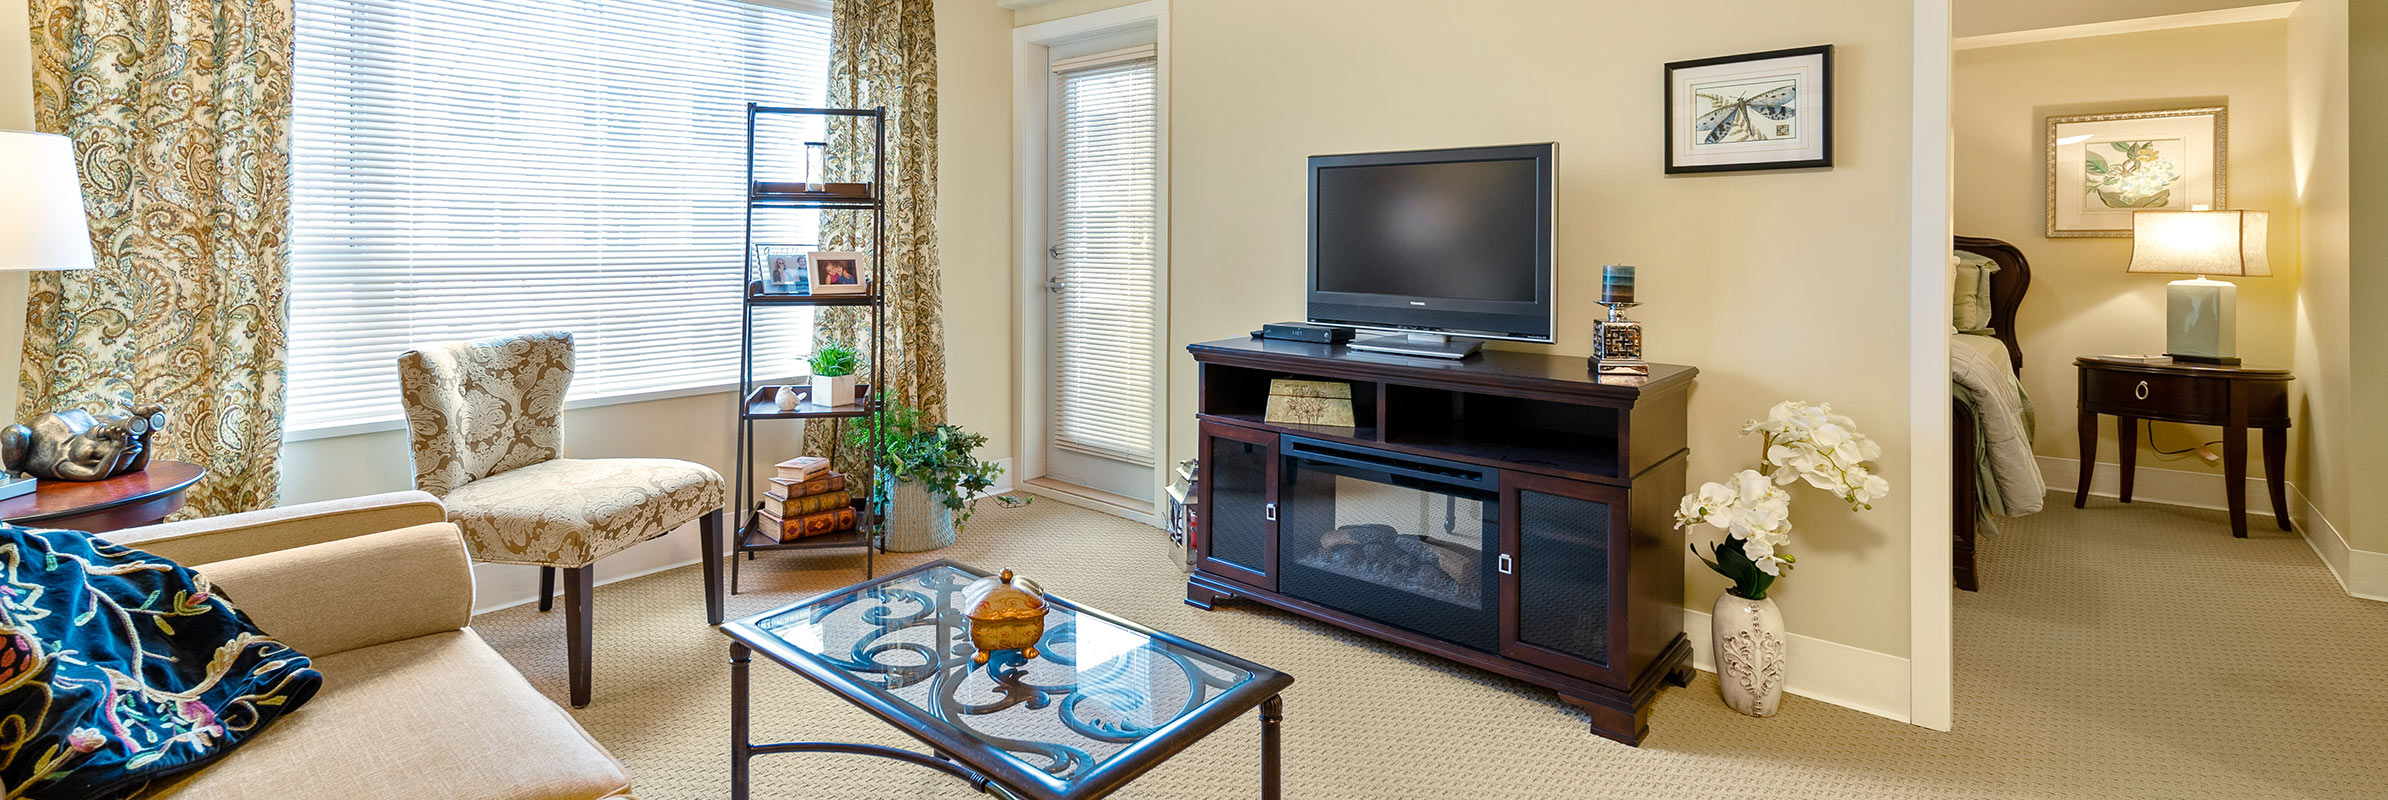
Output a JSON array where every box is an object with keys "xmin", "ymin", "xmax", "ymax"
[
  {"xmin": 0, "ymin": 130, "xmax": 96, "ymax": 272},
  {"xmin": 2126, "ymin": 209, "xmax": 2271, "ymax": 277}
]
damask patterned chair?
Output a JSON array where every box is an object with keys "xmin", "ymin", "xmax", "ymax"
[{"xmin": 397, "ymin": 330, "xmax": 725, "ymax": 708}]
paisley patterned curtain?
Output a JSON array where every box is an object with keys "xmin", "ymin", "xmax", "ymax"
[
  {"xmin": 23, "ymin": 0, "xmax": 294, "ymax": 516},
  {"xmin": 804, "ymin": 0, "xmax": 945, "ymax": 475}
]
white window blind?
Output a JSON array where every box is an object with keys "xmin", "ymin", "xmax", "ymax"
[
  {"xmin": 1049, "ymin": 54, "xmax": 1160, "ymax": 465},
  {"xmin": 288, "ymin": 0, "xmax": 832, "ymax": 434}
]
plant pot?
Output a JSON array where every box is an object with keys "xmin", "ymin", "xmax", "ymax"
[
  {"xmin": 884, "ymin": 480, "xmax": 956, "ymax": 552},
  {"xmin": 809, "ymin": 374, "xmax": 858, "ymax": 408},
  {"xmin": 1711, "ymin": 592, "xmax": 1787, "ymax": 717}
]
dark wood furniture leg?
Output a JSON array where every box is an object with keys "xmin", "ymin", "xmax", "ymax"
[
  {"xmin": 701, "ymin": 509, "xmax": 725, "ymax": 625},
  {"xmin": 730, "ymin": 515, "xmax": 743, "ymax": 596},
  {"xmin": 2074, "ymin": 408, "xmax": 2098, "ymax": 508},
  {"xmin": 1953, "ymin": 400, "xmax": 1980, "ymax": 592},
  {"xmin": 2115, "ymin": 416, "xmax": 2137, "ymax": 503},
  {"xmin": 566, "ymin": 566, "xmax": 594, "ymax": 707},
  {"xmin": 731, "ymin": 641, "xmax": 751, "ymax": 800},
  {"xmin": 2264, "ymin": 426, "xmax": 2292, "ymax": 530},
  {"xmin": 1261, "ymin": 694, "xmax": 1282, "ymax": 800},
  {"xmin": 2226, "ymin": 382, "xmax": 2250, "ymax": 538},
  {"xmin": 538, "ymin": 567, "xmax": 555, "ymax": 612}
]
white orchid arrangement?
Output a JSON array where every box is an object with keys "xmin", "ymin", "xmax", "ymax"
[{"xmin": 1675, "ymin": 401, "xmax": 1892, "ymax": 600}]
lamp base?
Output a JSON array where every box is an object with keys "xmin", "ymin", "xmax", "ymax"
[{"xmin": 2164, "ymin": 277, "xmax": 2238, "ymax": 364}]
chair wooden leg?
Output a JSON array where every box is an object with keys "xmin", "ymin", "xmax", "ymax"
[
  {"xmin": 730, "ymin": 514, "xmax": 743, "ymax": 596},
  {"xmin": 538, "ymin": 567, "xmax": 556, "ymax": 613},
  {"xmin": 565, "ymin": 566, "xmax": 594, "ymax": 708},
  {"xmin": 702, "ymin": 509, "xmax": 725, "ymax": 625}
]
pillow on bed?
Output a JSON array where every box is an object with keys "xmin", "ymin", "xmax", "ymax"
[{"xmin": 1952, "ymin": 250, "xmax": 2001, "ymax": 334}]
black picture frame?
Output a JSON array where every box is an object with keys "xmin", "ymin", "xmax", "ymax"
[{"xmin": 1664, "ymin": 44, "xmax": 1834, "ymax": 174}]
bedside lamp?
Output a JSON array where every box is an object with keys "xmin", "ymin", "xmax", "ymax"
[
  {"xmin": 0, "ymin": 130, "xmax": 98, "ymax": 501},
  {"xmin": 2126, "ymin": 208, "xmax": 2268, "ymax": 365}
]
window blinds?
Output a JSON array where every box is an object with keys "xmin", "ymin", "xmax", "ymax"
[
  {"xmin": 1049, "ymin": 55, "xmax": 1161, "ymax": 465},
  {"xmin": 287, "ymin": 0, "xmax": 831, "ymax": 434}
]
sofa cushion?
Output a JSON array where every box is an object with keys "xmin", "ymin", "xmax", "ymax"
[
  {"xmin": 195, "ymin": 522, "xmax": 474, "ymax": 657},
  {"xmin": 134, "ymin": 629, "xmax": 631, "ymax": 800}
]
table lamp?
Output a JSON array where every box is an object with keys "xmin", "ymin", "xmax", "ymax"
[
  {"xmin": 2126, "ymin": 208, "xmax": 2268, "ymax": 365},
  {"xmin": 0, "ymin": 130, "xmax": 98, "ymax": 500}
]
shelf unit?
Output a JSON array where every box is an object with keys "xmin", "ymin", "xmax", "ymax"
[{"xmin": 730, "ymin": 104, "xmax": 889, "ymax": 592}]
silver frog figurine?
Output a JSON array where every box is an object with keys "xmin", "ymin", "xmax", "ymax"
[{"xmin": 1, "ymin": 403, "xmax": 168, "ymax": 482}]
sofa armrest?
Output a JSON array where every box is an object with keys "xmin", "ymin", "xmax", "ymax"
[
  {"xmin": 195, "ymin": 522, "xmax": 476, "ymax": 656},
  {"xmin": 104, "ymin": 491, "xmax": 447, "ymax": 567}
]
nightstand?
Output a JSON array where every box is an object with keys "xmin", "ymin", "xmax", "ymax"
[{"xmin": 2074, "ymin": 355, "xmax": 2292, "ymax": 537}]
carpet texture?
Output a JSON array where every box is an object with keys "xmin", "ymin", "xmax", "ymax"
[{"xmin": 468, "ymin": 494, "xmax": 2388, "ymax": 798}]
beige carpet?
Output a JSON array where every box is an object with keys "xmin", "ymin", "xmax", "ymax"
[{"xmin": 471, "ymin": 494, "xmax": 2388, "ymax": 799}]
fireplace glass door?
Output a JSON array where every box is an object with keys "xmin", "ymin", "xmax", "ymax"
[{"xmin": 1273, "ymin": 437, "xmax": 1500, "ymax": 653}]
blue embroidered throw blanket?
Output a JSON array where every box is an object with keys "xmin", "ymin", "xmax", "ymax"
[{"xmin": 0, "ymin": 524, "xmax": 320, "ymax": 799}]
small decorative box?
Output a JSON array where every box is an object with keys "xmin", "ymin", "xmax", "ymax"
[{"xmin": 1263, "ymin": 379, "xmax": 1356, "ymax": 428}]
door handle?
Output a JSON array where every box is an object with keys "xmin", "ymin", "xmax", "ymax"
[
  {"xmin": 1498, "ymin": 553, "xmax": 1513, "ymax": 575},
  {"xmin": 1045, "ymin": 276, "xmax": 1066, "ymax": 294},
  {"xmin": 1264, "ymin": 502, "xmax": 1276, "ymax": 522}
]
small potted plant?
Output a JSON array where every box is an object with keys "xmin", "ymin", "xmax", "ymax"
[
  {"xmin": 1675, "ymin": 400, "xmax": 1890, "ymax": 718},
  {"xmin": 850, "ymin": 403, "xmax": 1006, "ymax": 552},
  {"xmin": 808, "ymin": 344, "xmax": 860, "ymax": 408}
]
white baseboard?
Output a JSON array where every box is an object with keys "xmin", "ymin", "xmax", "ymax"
[
  {"xmin": 2033, "ymin": 455, "xmax": 2388, "ymax": 603},
  {"xmin": 1682, "ymin": 608, "xmax": 1913, "ymax": 724}
]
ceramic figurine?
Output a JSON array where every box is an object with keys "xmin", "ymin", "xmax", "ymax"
[
  {"xmin": 773, "ymin": 385, "xmax": 804, "ymax": 412},
  {"xmin": 1, "ymin": 403, "xmax": 167, "ymax": 482},
  {"xmin": 961, "ymin": 569, "xmax": 1049, "ymax": 665}
]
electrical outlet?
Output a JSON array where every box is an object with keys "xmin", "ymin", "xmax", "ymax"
[{"xmin": 2194, "ymin": 445, "xmax": 2221, "ymax": 466}]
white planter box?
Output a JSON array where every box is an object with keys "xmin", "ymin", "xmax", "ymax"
[{"xmin": 809, "ymin": 374, "xmax": 858, "ymax": 408}]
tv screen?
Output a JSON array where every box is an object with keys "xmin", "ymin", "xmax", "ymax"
[{"xmin": 1307, "ymin": 143, "xmax": 1554, "ymax": 342}]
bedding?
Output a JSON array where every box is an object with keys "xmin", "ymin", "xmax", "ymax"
[
  {"xmin": 0, "ymin": 524, "xmax": 320, "ymax": 799},
  {"xmin": 1951, "ymin": 332, "xmax": 2044, "ymax": 522}
]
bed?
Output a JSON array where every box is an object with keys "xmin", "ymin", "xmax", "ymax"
[{"xmin": 1952, "ymin": 235, "xmax": 2045, "ymax": 591}]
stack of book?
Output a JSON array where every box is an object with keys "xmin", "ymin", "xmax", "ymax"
[{"xmin": 757, "ymin": 456, "xmax": 858, "ymax": 542}]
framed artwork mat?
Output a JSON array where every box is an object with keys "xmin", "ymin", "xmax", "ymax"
[
  {"xmin": 2045, "ymin": 106, "xmax": 2227, "ymax": 238},
  {"xmin": 1665, "ymin": 45, "xmax": 1833, "ymax": 174}
]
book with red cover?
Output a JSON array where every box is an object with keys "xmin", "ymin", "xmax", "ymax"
[{"xmin": 757, "ymin": 506, "xmax": 858, "ymax": 542}]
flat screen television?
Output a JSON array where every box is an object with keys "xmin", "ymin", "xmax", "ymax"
[{"xmin": 1307, "ymin": 143, "xmax": 1555, "ymax": 359}]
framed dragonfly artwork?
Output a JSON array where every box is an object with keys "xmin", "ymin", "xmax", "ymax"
[{"xmin": 1664, "ymin": 45, "xmax": 1834, "ymax": 174}]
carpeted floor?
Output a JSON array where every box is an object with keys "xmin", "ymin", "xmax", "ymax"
[{"xmin": 472, "ymin": 494, "xmax": 2388, "ymax": 798}]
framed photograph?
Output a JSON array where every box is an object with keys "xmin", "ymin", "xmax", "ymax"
[
  {"xmin": 2045, "ymin": 106, "xmax": 2227, "ymax": 238},
  {"xmin": 752, "ymin": 244, "xmax": 811, "ymax": 294},
  {"xmin": 1665, "ymin": 45, "xmax": 1833, "ymax": 174},
  {"xmin": 806, "ymin": 251, "xmax": 867, "ymax": 295}
]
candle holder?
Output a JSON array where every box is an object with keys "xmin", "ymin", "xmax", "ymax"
[{"xmin": 1591, "ymin": 264, "xmax": 1648, "ymax": 377}]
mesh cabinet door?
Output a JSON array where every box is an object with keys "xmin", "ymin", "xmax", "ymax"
[
  {"xmin": 1500, "ymin": 472, "xmax": 1629, "ymax": 686},
  {"xmin": 1197, "ymin": 422, "xmax": 1275, "ymax": 588}
]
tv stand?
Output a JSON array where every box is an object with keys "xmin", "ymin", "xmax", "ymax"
[
  {"xmin": 1345, "ymin": 331, "xmax": 1482, "ymax": 359},
  {"xmin": 1187, "ymin": 336, "xmax": 1697, "ymax": 745}
]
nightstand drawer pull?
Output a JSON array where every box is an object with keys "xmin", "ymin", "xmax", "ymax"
[{"xmin": 2134, "ymin": 380, "xmax": 2150, "ymax": 400}]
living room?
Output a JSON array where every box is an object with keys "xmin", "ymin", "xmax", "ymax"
[{"xmin": 0, "ymin": 0, "xmax": 2379, "ymax": 798}]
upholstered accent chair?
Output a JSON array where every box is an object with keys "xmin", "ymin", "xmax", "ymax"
[{"xmin": 398, "ymin": 330, "xmax": 725, "ymax": 707}]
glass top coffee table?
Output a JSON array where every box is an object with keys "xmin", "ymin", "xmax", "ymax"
[{"xmin": 721, "ymin": 560, "xmax": 1294, "ymax": 800}]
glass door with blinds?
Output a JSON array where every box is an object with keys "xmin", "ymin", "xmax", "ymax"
[{"xmin": 1040, "ymin": 35, "xmax": 1162, "ymax": 504}]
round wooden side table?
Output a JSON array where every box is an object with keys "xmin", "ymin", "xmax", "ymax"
[{"xmin": 0, "ymin": 461, "xmax": 207, "ymax": 533}]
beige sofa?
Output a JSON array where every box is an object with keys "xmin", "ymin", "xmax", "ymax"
[{"xmin": 105, "ymin": 491, "xmax": 635, "ymax": 799}]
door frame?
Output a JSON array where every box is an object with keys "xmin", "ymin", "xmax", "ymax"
[{"xmin": 1012, "ymin": 0, "xmax": 1171, "ymax": 526}]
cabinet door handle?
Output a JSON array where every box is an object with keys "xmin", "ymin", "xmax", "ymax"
[
  {"xmin": 2135, "ymin": 380, "xmax": 2151, "ymax": 400},
  {"xmin": 1264, "ymin": 502, "xmax": 1276, "ymax": 522},
  {"xmin": 1498, "ymin": 553, "xmax": 1514, "ymax": 575}
]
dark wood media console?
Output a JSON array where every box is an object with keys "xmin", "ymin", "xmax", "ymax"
[{"xmin": 1185, "ymin": 336, "xmax": 1697, "ymax": 745}]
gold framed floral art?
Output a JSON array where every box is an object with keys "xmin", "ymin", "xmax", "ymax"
[{"xmin": 2045, "ymin": 106, "xmax": 2227, "ymax": 238}]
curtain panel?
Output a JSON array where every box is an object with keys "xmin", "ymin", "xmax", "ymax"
[
  {"xmin": 24, "ymin": 0, "xmax": 295, "ymax": 517},
  {"xmin": 805, "ymin": 0, "xmax": 946, "ymax": 477}
]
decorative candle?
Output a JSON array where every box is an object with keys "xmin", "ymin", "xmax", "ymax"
[
  {"xmin": 803, "ymin": 141, "xmax": 828, "ymax": 193},
  {"xmin": 1601, "ymin": 265, "xmax": 1636, "ymax": 305}
]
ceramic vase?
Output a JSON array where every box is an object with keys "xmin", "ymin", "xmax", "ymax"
[
  {"xmin": 1711, "ymin": 592, "xmax": 1787, "ymax": 717},
  {"xmin": 809, "ymin": 374, "xmax": 858, "ymax": 408},
  {"xmin": 883, "ymin": 480, "xmax": 957, "ymax": 552}
]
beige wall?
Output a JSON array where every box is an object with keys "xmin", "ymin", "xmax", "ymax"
[
  {"xmin": 1956, "ymin": 0, "xmax": 2292, "ymax": 38},
  {"xmin": 1039, "ymin": 0, "xmax": 1922, "ymax": 657},
  {"xmin": 2288, "ymin": 0, "xmax": 2354, "ymax": 543},
  {"xmin": 1955, "ymin": 21, "xmax": 2300, "ymax": 480}
]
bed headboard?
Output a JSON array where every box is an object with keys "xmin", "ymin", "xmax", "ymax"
[{"xmin": 1954, "ymin": 235, "xmax": 2030, "ymax": 376}]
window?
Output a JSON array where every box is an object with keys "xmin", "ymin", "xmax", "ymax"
[
  {"xmin": 1047, "ymin": 48, "xmax": 1162, "ymax": 467},
  {"xmin": 287, "ymin": 0, "xmax": 833, "ymax": 434}
]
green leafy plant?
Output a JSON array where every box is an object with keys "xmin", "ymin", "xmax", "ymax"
[
  {"xmin": 848, "ymin": 402, "xmax": 1008, "ymax": 533},
  {"xmin": 809, "ymin": 344, "xmax": 859, "ymax": 378}
]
